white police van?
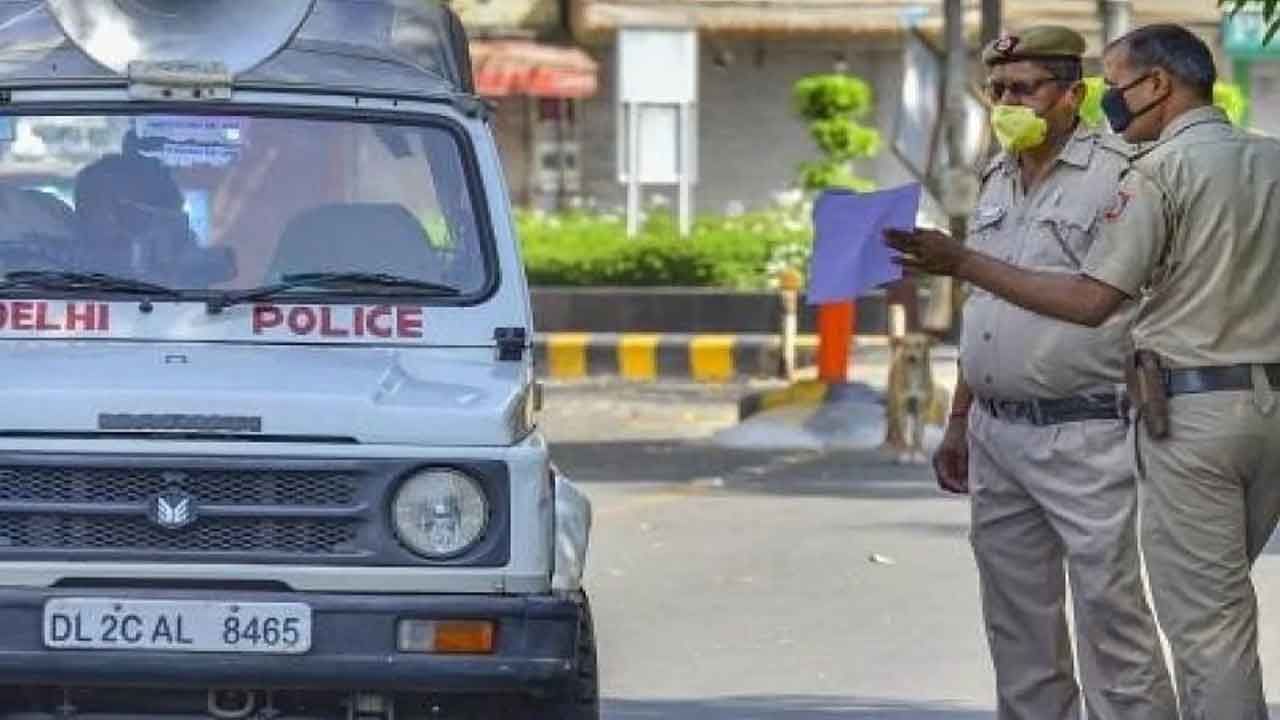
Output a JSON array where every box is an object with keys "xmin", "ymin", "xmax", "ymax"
[{"xmin": 0, "ymin": 1, "xmax": 595, "ymax": 717}]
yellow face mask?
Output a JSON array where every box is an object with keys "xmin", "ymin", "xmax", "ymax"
[{"xmin": 990, "ymin": 105, "xmax": 1049, "ymax": 153}]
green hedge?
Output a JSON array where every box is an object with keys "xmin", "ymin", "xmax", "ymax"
[{"xmin": 516, "ymin": 208, "xmax": 810, "ymax": 289}]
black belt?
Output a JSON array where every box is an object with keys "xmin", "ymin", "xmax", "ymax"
[
  {"xmin": 1165, "ymin": 364, "xmax": 1280, "ymax": 396},
  {"xmin": 978, "ymin": 392, "xmax": 1130, "ymax": 426}
]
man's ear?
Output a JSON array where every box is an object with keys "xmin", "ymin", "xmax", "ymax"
[
  {"xmin": 1071, "ymin": 79, "xmax": 1088, "ymax": 105},
  {"xmin": 1150, "ymin": 67, "xmax": 1175, "ymax": 100},
  {"xmin": 1064, "ymin": 80, "xmax": 1088, "ymax": 114}
]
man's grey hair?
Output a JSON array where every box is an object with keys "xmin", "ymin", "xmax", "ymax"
[{"xmin": 1107, "ymin": 24, "xmax": 1216, "ymax": 100}]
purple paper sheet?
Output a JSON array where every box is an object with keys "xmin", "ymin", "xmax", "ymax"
[{"xmin": 806, "ymin": 183, "xmax": 921, "ymax": 304}]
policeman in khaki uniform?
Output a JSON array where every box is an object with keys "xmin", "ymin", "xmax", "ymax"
[
  {"xmin": 897, "ymin": 26, "xmax": 1176, "ymax": 719},
  {"xmin": 890, "ymin": 23, "xmax": 1280, "ymax": 720}
]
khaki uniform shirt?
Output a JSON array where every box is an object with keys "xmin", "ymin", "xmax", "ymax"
[
  {"xmin": 962, "ymin": 124, "xmax": 1135, "ymax": 400},
  {"xmin": 1083, "ymin": 106, "xmax": 1280, "ymax": 368}
]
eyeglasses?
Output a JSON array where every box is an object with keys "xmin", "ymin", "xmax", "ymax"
[{"xmin": 984, "ymin": 76, "xmax": 1064, "ymax": 102}]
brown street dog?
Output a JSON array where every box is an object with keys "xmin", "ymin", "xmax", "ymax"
[{"xmin": 883, "ymin": 333, "xmax": 950, "ymax": 464}]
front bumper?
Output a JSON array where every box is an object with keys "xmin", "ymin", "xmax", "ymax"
[{"xmin": 0, "ymin": 587, "xmax": 582, "ymax": 696}]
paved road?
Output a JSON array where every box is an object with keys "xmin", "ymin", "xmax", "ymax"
[{"xmin": 540, "ymin": 378, "xmax": 1280, "ymax": 718}]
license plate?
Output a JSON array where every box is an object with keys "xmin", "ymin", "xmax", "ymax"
[{"xmin": 43, "ymin": 598, "xmax": 312, "ymax": 654}]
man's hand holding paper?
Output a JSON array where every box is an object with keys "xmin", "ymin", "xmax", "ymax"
[{"xmin": 883, "ymin": 227, "xmax": 972, "ymax": 277}]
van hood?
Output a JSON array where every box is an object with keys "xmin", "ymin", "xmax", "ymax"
[{"xmin": 0, "ymin": 342, "xmax": 531, "ymax": 446}]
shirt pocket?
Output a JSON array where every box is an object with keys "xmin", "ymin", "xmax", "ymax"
[
  {"xmin": 967, "ymin": 206, "xmax": 1007, "ymax": 300},
  {"xmin": 969, "ymin": 205, "xmax": 1006, "ymax": 248},
  {"xmin": 962, "ymin": 204, "xmax": 1003, "ymax": 299},
  {"xmin": 1026, "ymin": 205, "xmax": 1098, "ymax": 271}
]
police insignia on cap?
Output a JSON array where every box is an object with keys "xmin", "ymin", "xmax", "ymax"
[
  {"xmin": 983, "ymin": 26, "xmax": 1084, "ymax": 65},
  {"xmin": 994, "ymin": 36, "xmax": 1019, "ymax": 55}
]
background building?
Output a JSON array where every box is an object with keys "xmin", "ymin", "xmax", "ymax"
[
  {"xmin": 452, "ymin": 0, "xmax": 599, "ymax": 210},
  {"xmin": 566, "ymin": 0, "xmax": 1220, "ymax": 219},
  {"xmin": 450, "ymin": 2, "xmax": 1231, "ymax": 216}
]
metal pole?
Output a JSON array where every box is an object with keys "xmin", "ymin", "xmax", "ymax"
[
  {"xmin": 522, "ymin": 96, "xmax": 538, "ymax": 208},
  {"xmin": 1100, "ymin": 0, "xmax": 1133, "ymax": 46},
  {"xmin": 678, "ymin": 103, "xmax": 693, "ymax": 237},
  {"xmin": 556, "ymin": 98, "xmax": 569, "ymax": 211},
  {"xmin": 942, "ymin": 0, "xmax": 969, "ymax": 339},
  {"xmin": 778, "ymin": 272, "xmax": 799, "ymax": 380},
  {"xmin": 626, "ymin": 102, "xmax": 641, "ymax": 238},
  {"xmin": 944, "ymin": 0, "xmax": 968, "ymax": 171},
  {"xmin": 981, "ymin": 0, "xmax": 1002, "ymax": 47},
  {"xmin": 889, "ymin": 304, "xmax": 906, "ymax": 340}
]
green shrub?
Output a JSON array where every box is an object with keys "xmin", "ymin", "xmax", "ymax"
[
  {"xmin": 516, "ymin": 207, "xmax": 810, "ymax": 289},
  {"xmin": 792, "ymin": 73, "xmax": 881, "ymax": 192},
  {"xmin": 1214, "ymin": 82, "xmax": 1249, "ymax": 125},
  {"xmin": 793, "ymin": 74, "xmax": 874, "ymax": 119},
  {"xmin": 1080, "ymin": 76, "xmax": 1107, "ymax": 127}
]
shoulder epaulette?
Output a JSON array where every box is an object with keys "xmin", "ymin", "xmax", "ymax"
[{"xmin": 979, "ymin": 153, "xmax": 1006, "ymax": 184}]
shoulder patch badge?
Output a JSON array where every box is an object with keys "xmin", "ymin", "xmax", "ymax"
[
  {"xmin": 1103, "ymin": 190, "xmax": 1133, "ymax": 222},
  {"xmin": 994, "ymin": 36, "xmax": 1019, "ymax": 55}
]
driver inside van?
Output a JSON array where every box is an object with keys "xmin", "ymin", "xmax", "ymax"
[{"xmin": 73, "ymin": 150, "xmax": 194, "ymax": 283}]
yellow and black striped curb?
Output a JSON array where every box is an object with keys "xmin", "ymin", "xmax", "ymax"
[
  {"xmin": 736, "ymin": 380, "xmax": 891, "ymax": 421},
  {"xmin": 534, "ymin": 333, "xmax": 819, "ymax": 382},
  {"xmin": 736, "ymin": 380, "xmax": 831, "ymax": 420}
]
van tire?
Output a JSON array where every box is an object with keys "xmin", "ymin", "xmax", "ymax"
[{"xmin": 526, "ymin": 591, "xmax": 599, "ymax": 720}]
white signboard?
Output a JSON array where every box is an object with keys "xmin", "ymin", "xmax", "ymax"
[
  {"xmin": 616, "ymin": 27, "xmax": 700, "ymax": 236},
  {"xmin": 617, "ymin": 104, "xmax": 696, "ymax": 185},
  {"xmin": 618, "ymin": 29, "xmax": 698, "ymax": 104}
]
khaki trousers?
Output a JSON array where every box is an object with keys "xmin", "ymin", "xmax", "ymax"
[
  {"xmin": 969, "ymin": 406, "xmax": 1177, "ymax": 720},
  {"xmin": 1137, "ymin": 389, "xmax": 1280, "ymax": 720}
]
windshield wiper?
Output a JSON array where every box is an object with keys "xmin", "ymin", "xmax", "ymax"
[
  {"xmin": 207, "ymin": 272, "xmax": 462, "ymax": 313},
  {"xmin": 0, "ymin": 271, "xmax": 183, "ymax": 299}
]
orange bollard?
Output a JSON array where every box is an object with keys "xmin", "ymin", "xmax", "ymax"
[{"xmin": 817, "ymin": 300, "xmax": 855, "ymax": 383}]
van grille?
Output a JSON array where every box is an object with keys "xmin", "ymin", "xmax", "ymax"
[
  {"xmin": 0, "ymin": 515, "xmax": 359, "ymax": 555},
  {"xmin": 0, "ymin": 467, "xmax": 357, "ymax": 507},
  {"xmin": 0, "ymin": 464, "xmax": 370, "ymax": 563}
]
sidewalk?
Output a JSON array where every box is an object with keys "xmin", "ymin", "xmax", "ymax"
[{"xmin": 717, "ymin": 343, "xmax": 959, "ymax": 452}]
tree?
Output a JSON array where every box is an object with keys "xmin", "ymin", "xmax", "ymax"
[
  {"xmin": 792, "ymin": 74, "xmax": 882, "ymax": 192},
  {"xmin": 1221, "ymin": 0, "xmax": 1280, "ymax": 43}
]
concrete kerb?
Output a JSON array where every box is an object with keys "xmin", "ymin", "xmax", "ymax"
[
  {"xmin": 715, "ymin": 380, "xmax": 891, "ymax": 451},
  {"xmin": 533, "ymin": 332, "xmax": 822, "ymax": 382},
  {"xmin": 736, "ymin": 337, "xmax": 906, "ymax": 420},
  {"xmin": 737, "ymin": 378, "xmax": 893, "ymax": 419}
]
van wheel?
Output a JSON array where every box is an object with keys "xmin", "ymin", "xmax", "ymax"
[{"xmin": 525, "ymin": 591, "xmax": 599, "ymax": 720}]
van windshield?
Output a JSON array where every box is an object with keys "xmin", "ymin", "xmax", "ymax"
[{"xmin": 0, "ymin": 112, "xmax": 490, "ymax": 300}]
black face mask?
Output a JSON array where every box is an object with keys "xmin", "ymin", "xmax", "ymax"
[{"xmin": 1101, "ymin": 72, "xmax": 1165, "ymax": 134}]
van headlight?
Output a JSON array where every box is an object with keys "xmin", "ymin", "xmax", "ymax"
[{"xmin": 392, "ymin": 469, "xmax": 489, "ymax": 558}]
